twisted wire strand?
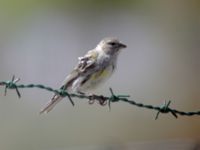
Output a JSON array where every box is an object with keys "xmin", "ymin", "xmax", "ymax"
[{"xmin": 0, "ymin": 76, "xmax": 199, "ymax": 119}]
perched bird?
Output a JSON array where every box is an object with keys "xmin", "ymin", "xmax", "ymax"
[{"xmin": 40, "ymin": 37, "xmax": 126, "ymax": 113}]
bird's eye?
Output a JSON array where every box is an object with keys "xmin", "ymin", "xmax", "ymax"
[{"xmin": 109, "ymin": 42, "xmax": 117, "ymax": 46}]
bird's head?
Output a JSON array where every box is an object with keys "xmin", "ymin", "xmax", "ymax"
[{"xmin": 96, "ymin": 37, "xmax": 127, "ymax": 55}]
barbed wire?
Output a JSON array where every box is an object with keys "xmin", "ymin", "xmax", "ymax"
[{"xmin": 0, "ymin": 75, "xmax": 200, "ymax": 119}]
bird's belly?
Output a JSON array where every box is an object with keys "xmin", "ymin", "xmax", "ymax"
[{"xmin": 80, "ymin": 65, "xmax": 114, "ymax": 91}]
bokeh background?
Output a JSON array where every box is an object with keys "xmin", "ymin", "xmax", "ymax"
[{"xmin": 0, "ymin": 0, "xmax": 199, "ymax": 150}]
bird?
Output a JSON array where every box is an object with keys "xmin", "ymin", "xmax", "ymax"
[{"xmin": 40, "ymin": 37, "xmax": 127, "ymax": 114}]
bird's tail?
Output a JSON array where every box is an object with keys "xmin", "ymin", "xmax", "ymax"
[{"xmin": 40, "ymin": 94, "xmax": 63, "ymax": 114}]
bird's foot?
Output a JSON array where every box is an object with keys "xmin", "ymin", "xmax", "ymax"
[
  {"xmin": 88, "ymin": 94, "xmax": 107, "ymax": 106},
  {"xmin": 98, "ymin": 95, "xmax": 107, "ymax": 106}
]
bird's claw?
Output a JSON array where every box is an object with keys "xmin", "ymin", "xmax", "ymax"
[{"xmin": 88, "ymin": 94, "xmax": 107, "ymax": 106}]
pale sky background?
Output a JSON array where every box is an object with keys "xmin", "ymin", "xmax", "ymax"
[{"xmin": 0, "ymin": 0, "xmax": 199, "ymax": 150}]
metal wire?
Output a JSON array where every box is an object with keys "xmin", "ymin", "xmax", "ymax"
[{"xmin": 0, "ymin": 75, "xmax": 200, "ymax": 119}]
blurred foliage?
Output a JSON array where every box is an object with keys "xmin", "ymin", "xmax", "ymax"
[
  {"xmin": 0, "ymin": 0, "xmax": 200, "ymax": 18},
  {"xmin": 50, "ymin": 0, "xmax": 139, "ymax": 8},
  {"xmin": 0, "ymin": 0, "xmax": 144, "ymax": 37},
  {"xmin": 0, "ymin": 0, "xmax": 141, "ymax": 14}
]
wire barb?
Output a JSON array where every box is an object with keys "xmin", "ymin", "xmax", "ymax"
[
  {"xmin": 58, "ymin": 89, "xmax": 74, "ymax": 106},
  {"xmin": 108, "ymin": 88, "xmax": 130, "ymax": 110},
  {"xmin": 155, "ymin": 100, "xmax": 178, "ymax": 120},
  {"xmin": 0, "ymin": 76, "xmax": 199, "ymax": 119},
  {"xmin": 3, "ymin": 75, "xmax": 21, "ymax": 98}
]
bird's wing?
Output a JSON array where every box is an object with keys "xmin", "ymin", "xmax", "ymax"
[
  {"xmin": 40, "ymin": 49, "xmax": 98, "ymax": 114},
  {"xmin": 60, "ymin": 49, "xmax": 99, "ymax": 90},
  {"xmin": 76, "ymin": 49, "xmax": 99, "ymax": 72}
]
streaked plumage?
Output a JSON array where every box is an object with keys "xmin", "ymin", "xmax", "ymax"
[{"xmin": 40, "ymin": 37, "xmax": 126, "ymax": 113}]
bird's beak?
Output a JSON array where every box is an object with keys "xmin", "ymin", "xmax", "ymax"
[{"xmin": 119, "ymin": 43, "xmax": 127, "ymax": 48}]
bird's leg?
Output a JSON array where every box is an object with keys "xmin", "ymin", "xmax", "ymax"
[
  {"xmin": 88, "ymin": 94, "xmax": 107, "ymax": 106},
  {"xmin": 78, "ymin": 91, "xmax": 107, "ymax": 106},
  {"xmin": 77, "ymin": 91, "xmax": 95, "ymax": 104},
  {"xmin": 78, "ymin": 91, "xmax": 85, "ymax": 95},
  {"xmin": 98, "ymin": 95, "xmax": 107, "ymax": 106},
  {"xmin": 88, "ymin": 93, "xmax": 96, "ymax": 105}
]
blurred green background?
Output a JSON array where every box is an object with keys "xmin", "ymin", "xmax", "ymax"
[{"xmin": 0, "ymin": 0, "xmax": 199, "ymax": 150}]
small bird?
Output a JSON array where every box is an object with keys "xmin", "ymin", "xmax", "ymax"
[{"xmin": 40, "ymin": 37, "xmax": 126, "ymax": 113}]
